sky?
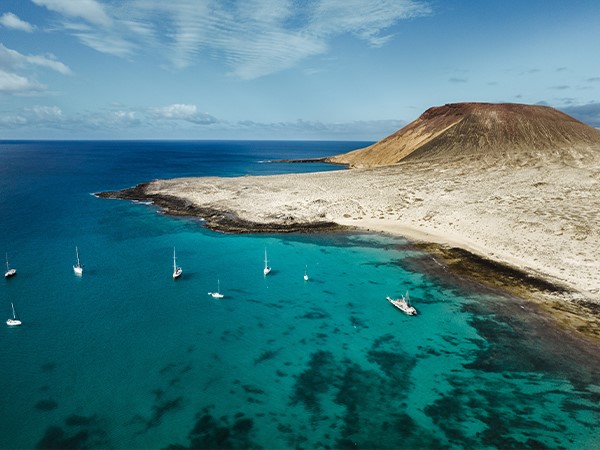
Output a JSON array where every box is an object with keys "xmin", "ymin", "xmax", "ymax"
[{"xmin": 1, "ymin": 0, "xmax": 600, "ymax": 140}]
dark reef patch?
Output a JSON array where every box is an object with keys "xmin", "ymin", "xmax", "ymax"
[
  {"xmin": 422, "ymin": 370, "xmax": 593, "ymax": 448},
  {"xmin": 144, "ymin": 396, "xmax": 184, "ymax": 431},
  {"xmin": 36, "ymin": 414, "xmax": 108, "ymax": 449},
  {"xmin": 242, "ymin": 385, "xmax": 266, "ymax": 395},
  {"xmin": 463, "ymin": 299, "xmax": 600, "ymax": 387},
  {"xmin": 166, "ymin": 407, "xmax": 259, "ymax": 449},
  {"xmin": 297, "ymin": 309, "xmax": 330, "ymax": 320},
  {"xmin": 35, "ymin": 399, "xmax": 58, "ymax": 411},
  {"xmin": 287, "ymin": 345, "xmax": 442, "ymax": 449},
  {"xmin": 65, "ymin": 415, "xmax": 99, "ymax": 427},
  {"xmin": 41, "ymin": 362, "xmax": 57, "ymax": 372},
  {"xmin": 290, "ymin": 350, "xmax": 336, "ymax": 413},
  {"xmin": 366, "ymin": 349, "xmax": 415, "ymax": 379},
  {"xmin": 254, "ymin": 347, "xmax": 283, "ymax": 365}
]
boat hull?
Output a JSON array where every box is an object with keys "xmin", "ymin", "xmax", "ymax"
[
  {"xmin": 386, "ymin": 296, "xmax": 417, "ymax": 315},
  {"xmin": 4, "ymin": 269, "xmax": 16, "ymax": 278}
]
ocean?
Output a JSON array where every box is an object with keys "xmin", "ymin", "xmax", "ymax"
[{"xmin": 1, "ymin": 140, "xmax": 599, "ymax": 449}]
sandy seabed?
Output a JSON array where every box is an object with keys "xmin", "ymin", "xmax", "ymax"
[{"xmin": 131, "ymin": 156, "xmax": 600, "ymax": 337}]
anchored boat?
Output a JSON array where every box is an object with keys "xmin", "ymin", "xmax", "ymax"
[
  {"xmin": 172, "ymin": 247, "xmax": 182, "ymax": 279},
  {"xmin": 263, "ymin": 248, "xmax": 271, "ymax": 276},
  {"xmin": 6, "ymin": 302, "xmax": 21, "ymax": 326},
  {"xmin": 4, "ymin": 253, "xmax": 16, "ymax": 278},
  {"xmin": 386, "ymin": 292, "xmax": 417, "ymax": 316}
]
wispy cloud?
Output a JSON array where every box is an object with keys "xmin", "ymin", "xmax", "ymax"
[
  {"xmin": 32, "ymin": 0, "xmax": 112, "ymax": 27},
  {"xmin": 34, "ymin": 0, "xmax": 431, "ymax": 79},
  {"xmin": 233, "ymin": 118, "xmax": 406, "ymax": 139},
  {"xmin": 311, "ymin": 0, "xmax": 429, "ymax": 45},
  {"xmin": 27, "ymin": 104, "xmax": 64, "ymax": 121},
  {"xmin": 0, "ymin": 43, "xmax": 71, "ymax": 94},
  {"xmin": 0, "ymin": 43, "xmax": 72, "ymax": 75},
  {"xmin": 0, "ymin": 12, "xmax": 36, "ymax": 32},
  {"xmin": 448, "ymin": 77, "xmax": 467, "ymax": 83}
]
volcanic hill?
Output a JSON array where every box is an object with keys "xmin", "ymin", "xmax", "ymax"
[{"xmin": 327, "ymin": 102, "xmax": 600, "ymax": 168}]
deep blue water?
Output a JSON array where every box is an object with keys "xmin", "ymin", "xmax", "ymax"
[{"xmin": 1, "ymin": 140, "xmax": 599, "ymax": 449}]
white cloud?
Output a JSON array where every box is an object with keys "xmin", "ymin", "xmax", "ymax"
[
  {"xmin": 25, "ymin": 53, "xmax": 72, "ymax": 75},
  {"xmin": 0, "ymin": 43, "xmax": 71, "ymax": 95},
  {"xmin": 0, "ymin": 43, "xmax": 72, "ymax": 75},
  {"xmin": 37, "ymin": 0, "xmax": 431, "ymax": 79},
  {"xmin": 0, "ymin": 12, "xmax": 35, "ymax": 32},
  {"xmin": 27, "ymin": 105, "xmax": 63, "ymax": 120},
  {"xmin": 0, "ymin": 112, "xmax": 27, "ymax": 126},
  {"xmin": 148, "ymin": 104, "xmax": 219, "ymax": 124},
  {"xmin": 74, "ymin": 29, "xmax": 137, "ymax": 58},
  {"xmin": 312, "ymin": 0, "xmax": 430, "ymax": 46},
  {"xmin": 234, "ymin": 118, "xmax": 405, "ymax": 138},
  {"xmin": 0, "ymin": 69, "xmax": 45, "ymax": 93},
  {"xmin": 0, "ymin": 101, "xmax": 404, "ymax": 139},
  {"xmin": 32, "ymin": 0, "xmax": 112, "ymax": 27}
]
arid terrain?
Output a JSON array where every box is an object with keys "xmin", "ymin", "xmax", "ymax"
[
  {"xmin": 327, "ymin": 102, "xmax": 600, "ymax": 167},
  {"xmin": 100, "ymin": 103, "xmax": 600, "ymax": 338}
]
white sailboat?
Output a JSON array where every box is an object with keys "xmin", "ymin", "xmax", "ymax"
[
  {"xmin": 6, "ymin": 302, "xmax": 21, "ymax": 326},
  {"xmin": 263, "ymin": 248, "xmax": 271, "ymax": 276},
  {"xmin": 73, "ymin": 246, "xmax": 83, "ymax": 276},
  {"xmin": 172, "ymin": 247, "xmax": 182, "ymax": 279},
  {"xmin": 4, "ymin": 253, "xmax": 16, "ymax": 278},
  {"xmin": 208, "ymin": 279, "xmax": 224, "ymax": 299},
  {"xmin": 303, "ymin": 265, "xmax": 309, "ymax": 281}
]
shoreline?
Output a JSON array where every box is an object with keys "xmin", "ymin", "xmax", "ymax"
[
  {"xmin": 97, "ymin": 160, "xmax": 600, "ymax": 342},
  {"xmin": 97, "ymin": 183, "xmax": 347, "ymax": 234}
]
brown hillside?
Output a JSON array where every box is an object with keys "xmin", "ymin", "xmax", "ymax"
[{"xmin": 327, "ymin": 103, "xmax": 600, "ymax": 168}]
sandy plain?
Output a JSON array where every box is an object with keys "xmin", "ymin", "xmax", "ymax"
[{"xmin": 107, "ymin": 154, "xmax": 600, "ymax": 339}]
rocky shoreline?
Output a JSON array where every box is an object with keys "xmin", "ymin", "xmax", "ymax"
[{"xmin": 97, "ymin": 183, "xmax": 347, "ymax": 234}]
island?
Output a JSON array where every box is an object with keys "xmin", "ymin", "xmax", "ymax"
[{"xmin": 99, "ymin": 103, "xmax": 600, "ymax": 340}]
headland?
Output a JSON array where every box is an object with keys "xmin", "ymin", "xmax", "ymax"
[{"xmin": 99, "ymin": 103, "xmax": 600, "ymax": 341}]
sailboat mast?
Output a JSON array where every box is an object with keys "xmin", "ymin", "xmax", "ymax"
[
  {"xmin": 173, "ymin": 248, "xmax": 176, "ymax": 271},
  {"xmin": 5, "ymin": 253, "xmax": 8, "ymax": 271},
  {"xmin": 76, "ymin": 246, "xmax": 80, "ymax": 266},
  {"xmin": 11, "ymin": 302, "xmax": 16, "ymax": 319}
]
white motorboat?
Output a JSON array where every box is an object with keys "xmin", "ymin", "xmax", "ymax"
[
  {"xmin": 6, "ymin": 302, "xmax": 22, "ymax": 326},
  {"xmin": 208, "ymin": 279, "xmax": 224, "ymax": 299},
  {"xmin": 73, "ymin": 246, "xmax": 83, "ymax": 276},
  {"xmin": 386, "ymin": 292, "xmax": 417, "ymax": 316},
  {"xmin": 263, "ymin": 248, "xmax": 271, "ymax": 276},
  {"xmin": 4, "ymin": 253, "xmax": 16, "ymax": 278},
  {"xmin": 172, "ymin": 247, "xmax": 182, "ymax": 279}
]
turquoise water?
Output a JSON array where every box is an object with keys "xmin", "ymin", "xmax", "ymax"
[{"xmin": 1, "ymin": 141, "xmax": 599, "ymax": 449}]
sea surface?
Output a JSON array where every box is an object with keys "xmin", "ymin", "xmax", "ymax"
[{"xmin": 1, "ymin": 140, "xmax": 599, "ymax": 449}]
